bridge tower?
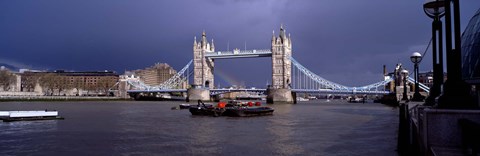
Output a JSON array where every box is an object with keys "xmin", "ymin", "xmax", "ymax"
[
  {"xmin": 193, "ymin": 31, "xmax": 215, "ymax": 89},
  {"xmin": 267, "ymin": 25, "xmax": 294, "ymax": 103},
  {"xmin": 188, "ymin": 31, "xmax": 215, "ymax": 101}
]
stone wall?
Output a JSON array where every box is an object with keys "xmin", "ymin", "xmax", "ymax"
[
  {"xmin": 411, "ymin": 106, "xmax": 480, "ymax": 155},
  {"xmin": 266, "ymin": 88, "xmax": 293, "ymax": 104},
  {"xmin": 0, "ymin": 91, "xmax": 42, "ymax": 96}
]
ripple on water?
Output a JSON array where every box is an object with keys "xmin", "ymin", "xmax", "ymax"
[{"xmin": 0, "ymin": 100, "xmax": 398, "ymax": 155}]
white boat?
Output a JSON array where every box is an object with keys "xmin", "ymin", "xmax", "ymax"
[
  {"xmin": 348, "ymin": 97, "xmax": 365, "ymax": 103},
  {"xmin": 0, "ymin": 110, "xmax": 63, "ymax": 122},
  {"xmin": 0, "ymin": 111, "xmax": 9, "ymax": 116},
  {"xmin": 296, "ymin": 97, "xmax": 309, "ymax": 101}
]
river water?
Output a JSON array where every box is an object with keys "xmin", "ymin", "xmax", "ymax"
[{"xmin": 0, "ymin": 100, "xmax": 398, "ymax": 156}]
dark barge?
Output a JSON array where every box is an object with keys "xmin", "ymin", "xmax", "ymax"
[{"xmin": 188, "ymin": 100, "xmax": 274, "ymax": 117}]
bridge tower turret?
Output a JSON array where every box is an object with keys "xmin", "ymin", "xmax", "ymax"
[
  {"xmin": 271, "ymin": 25, "xmax": 292, "ymax": 89},
  {"xmin": 267, "ymin": 25, "xmax": 294, "ymax": 104},
  {"xmin": 193, "ymin": 31, "xmax": 215, "ymax": 89}
]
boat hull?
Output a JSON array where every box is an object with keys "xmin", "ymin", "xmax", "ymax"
[
  {"xmin": 1, "ymin": 116, "xmax": 64, "ymax": 122},
  {"xmin": 188, "ymin": 100, "xmax": 274, "ymax": 117},
  {"xmin": 179, "ymin": 104, "xmax": 191, "ymax": 109},
  {"xmin": 189, "ymin": 105, "xmax": 224, "ymax": 117},
  {"xmin": 224, "ymin": 107, "xmax": 274, "ymax": 117}
]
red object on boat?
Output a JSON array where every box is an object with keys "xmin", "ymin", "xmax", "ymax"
[
  {"xmin": 217, "ymin": 102, "xmax": 226, "ymax": 108},
  {"xmin": 255, "ymin": 102, "xmax": 261, "ymax": 106},
  {"xmin": 247, "ymin": 102, "xmax": 253, "ymax": 107}
]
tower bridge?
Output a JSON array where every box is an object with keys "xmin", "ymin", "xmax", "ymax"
[
  {"xmin": 123, "ymin": 26, "xmax": 430, "ymax": 103},
  {"xmin": 190, "ymin": 25, "xmax": 292, "ymax": 103}
]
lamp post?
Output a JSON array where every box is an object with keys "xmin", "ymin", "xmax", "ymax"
[
  {"xmin": 423, "ymin": 0, "xmax": 445, "ymax": 105},
  {"xmin": 401, "ymin": 69, "xmax": 409, "ymax": 101},
  {"xmin": 411, "ymin": 52, "xmax": 424, "ymax": 101},
  {"xmin": 437, "ymin": 0, "xmax": 475, "ymax": 108}
]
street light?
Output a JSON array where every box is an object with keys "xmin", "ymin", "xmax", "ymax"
[
  {"xmin": 423, "ymin": 0, "xmax": 445, "ymax": 18},
  {"xmin": 410, "ymin": 52, "xmax": 423, "ymax": 64},
  {"xmin": 423, "ymin": 0, "xmax": 445, "ymax": 105},
  {"xmin": 401, "ymin": 69, "xmax": 409, "ymax": 101},
  {"xmin": 411, "ymin": 52, "xmax": 424, "ymax": 101},
  {"xmin": 437, "ymin": 0, "xmax": 475, "ymax": 108}
]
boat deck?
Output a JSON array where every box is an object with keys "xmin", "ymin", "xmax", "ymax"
[{"xmin": 0, "ymin": 110, "xmax": 64, "ymax": 122}]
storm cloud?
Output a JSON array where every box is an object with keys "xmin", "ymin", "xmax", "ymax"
[{"xmin": 1, "ymin": 0, "xmax": 479, "ymax": 87}]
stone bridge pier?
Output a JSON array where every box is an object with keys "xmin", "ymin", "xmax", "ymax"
[{"xmin": 187, "ymin": 87, "xmax": 210, "ymax": 102}]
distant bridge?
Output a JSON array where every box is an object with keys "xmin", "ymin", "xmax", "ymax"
[
  {"xmin": 123, "ymin": 27, "xmax": 429, "ymax": 101},
  {"xmin": 125, "ymin": 53, "xmax": 410, "ymax": 96},
  {"xmin": 126, "ymin": 87, "xmax": 390, "ymax": 96}
]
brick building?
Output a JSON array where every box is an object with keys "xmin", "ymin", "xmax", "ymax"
[
  {"xmin": 128, "ymin": 63, "xmax": 179, "ymax": 87},
  {"xmin": 19, "ymin": 70, "xmax": 119, "ymax": 96}
]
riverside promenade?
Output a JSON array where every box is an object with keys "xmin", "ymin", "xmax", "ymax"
[
  {"xmin": 0, "ymin": 95, "xmax": 123, "ymax": 102},
  {"xmin": 398, "ymin": 101, "xmax": 480, "ymax": 156},
  {"xmin": 0, "ymin": 91, "xmax": 124, "ymax": 101}
]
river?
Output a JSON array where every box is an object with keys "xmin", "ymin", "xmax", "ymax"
[{"xmin": 0, "ymin": 100, "xmax": 398, "ymax": 156}]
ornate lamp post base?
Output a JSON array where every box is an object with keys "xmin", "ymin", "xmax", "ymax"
[
  {"xmin": 438, "ymin": 79, "xmax": 475, "ymax": 109},
  {"xmin": 411, "ymin": 93, "xmax": 425, "ymax": 102}
]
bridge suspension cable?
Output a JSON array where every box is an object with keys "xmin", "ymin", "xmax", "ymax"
[
  {"xmin": 126, "ymin": 60, "xmax": 193, "ymax": 90},
  {"xmin": 124, "ymin": 55, "xmax": 430, "ymax": 96},
  {"xmin": 290, "ymin": 57, "xmax": 393, "ymax": 92},
  {"xmin": 407, "ymin": 77, "xmax": 430, "ymax": 93}
]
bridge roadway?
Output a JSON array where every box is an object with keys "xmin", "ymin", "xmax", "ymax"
[
  {"xmin": 127, "ymin": 88, "xmax": 390, "ymax": 95},
  {"xmin": 204, "ymin": 49, "xmax": 272, "ymax": 59}
]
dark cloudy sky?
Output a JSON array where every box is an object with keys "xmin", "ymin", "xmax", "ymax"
[{"xmin": 1, "ymin": 0, "xmax": 479, "ymax": 87}]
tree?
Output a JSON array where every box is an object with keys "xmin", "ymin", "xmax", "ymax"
[
  {"xmin": 0, "ymin": 70, "xmax": 17, "ymax": 91},
  {"xmin": 21, "ymin": 74, "xmax": 39, "ymax": 92},
  {"xmin": 54, "ymin": 75, "xmax": 71, "ymax": 95},
  {"xmin": 85, "ymin": 82, "xmax": 96, "ymax": 96},
  {"xmin": 72, "ymin": 77, "xmax": 85, "ymax": 96},
  {"xmin": 97, "ymin": 77, "xmax": 115, "ymax": 96},
  {"xmin": 39, "ymin": 73, "xmax": 57, "ymax": 95}
]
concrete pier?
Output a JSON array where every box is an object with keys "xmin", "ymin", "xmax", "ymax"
[
  {"xmin": 266, "ymin": 88, "xmax": 294, "ymax": 104},
  {"xmin": 187, "ymin": 88, "xmax": 210, "ymax": 102}
]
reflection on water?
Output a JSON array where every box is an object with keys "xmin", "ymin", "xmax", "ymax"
[
  {"xmin": 187, "ymin": 116, "xmax": 222, "ymax": 155},
  {"xmin": 267, "ymin": 104, "xmax": 305, "ymax": 155},
  {"xmin": 0, "ymin": 120, "xmax": 58, "ymax": 135},
  {"xmin": 0, "ymin": 100, "xmax": 398, "ymax": 156},
  {"xmin": 0, "ymin": 120, "xmax": 58, "ymax": 155}
]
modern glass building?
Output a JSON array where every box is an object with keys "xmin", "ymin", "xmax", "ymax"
[{"xmin": 461, "ymin": 8, "xmax": 480, "ymax": 84}]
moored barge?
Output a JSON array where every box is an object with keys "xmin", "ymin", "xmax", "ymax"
[
  {"xmin": 0, "ymin": 110, "xmax": 64, "ymax": 122},
  {"xmin": 188, "ymin": 100, "xmax": 274, "ymax": 117}
]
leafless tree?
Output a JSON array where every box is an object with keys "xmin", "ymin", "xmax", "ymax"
[
  {"xmin": 54, "ymin": 76, "xmax": 71, "ymax": 95},
  {"xmin": 84, "ymin": 82, "xmax": 96, "ymax": 96},
  {"xmin": 39, "ymin": 73, "xmax": 57, "ymax": 95},
  {"xmin": 97, "ymin": 77, "xmax": 115, "ymax": 96},
  {"xmin": 72, "ymin": 77, "xmax": 85, "ymax": 96},
  {"xmin": 0, "ymin": 70, "xmax": 17, "ymax": 91},
  {"xmin": 21, "ymin": 74, "xmax": 39, "ymax": 92}
]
